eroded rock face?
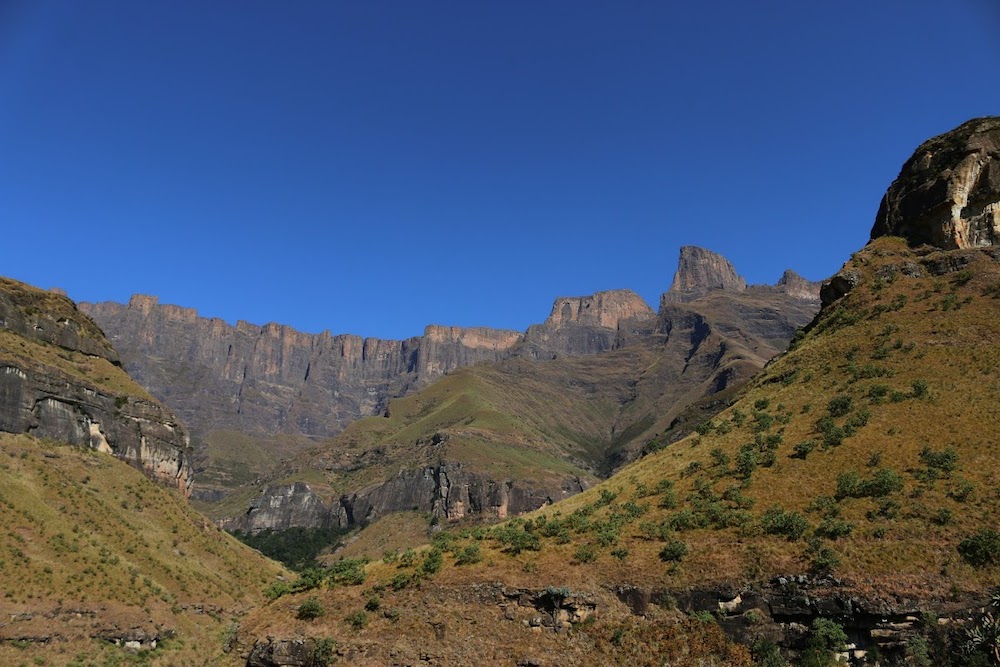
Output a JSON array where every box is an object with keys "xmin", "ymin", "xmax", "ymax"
[
  {"xmin": 80, "ymin": 296, "xmax": 524, "ymax": 441},
  {"xmin": 872, "ymin": 116, "xmax": 1000, "ymax": 248},
  {"xmin": 223, "ymin": 463, "xmax": 587, "ymax": 533},
  {"xmin": 0, "ymin": 279, "xmax": 192, "ymax": 494},
  {"xmin": 521, "ymin": 290, "xmax": 656, "ymax": 359},
  {"xmin": 666, "ymin": 246, "xmax": 748, "ymax": 301}
]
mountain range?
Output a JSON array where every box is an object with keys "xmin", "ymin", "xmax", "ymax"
[
  {"xmin": 1, "ymin": 116, "xmax": 998, "ymax": 666},
  {"xmin": 80, "ymin": 248, "xmax": 821, "ymax": 531}
]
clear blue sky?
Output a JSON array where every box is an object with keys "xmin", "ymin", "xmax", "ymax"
[{"xmin": 2, "ymin": 1, "xmax": 998, "ymax": 339}]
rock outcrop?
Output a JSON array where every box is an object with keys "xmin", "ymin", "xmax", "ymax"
[
  {"xmin": 223, "ymin": 463, "xmax": 587, "ymax": 533},
  {"xmin": 665, "ymin": 246, "xmax": 748, "ymax": 301},
  {"xmin": 0, "ymin": 278, "xmax": 192, "ymax": 494},
  {"xmin": 520, "ymin": 289, "xmax": 656, "ymax": 359},
  {"xmin": 871, "ymin": 116, "xmax": 1000, "ymax": 248}
]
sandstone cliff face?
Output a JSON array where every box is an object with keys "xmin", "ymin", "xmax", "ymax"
[
  {"xmin": 0, "ymin": 279, "xmax": 192, "ymax": 494},
  {"xmin": 80, "ymin": 296, "xmax": 525, "ymax": 442},
  {"xmin": 521, "ymin": 289, "xmax": 656, "ymax": 359},
  {"xmin": 872, "ymin": 116, "xmax": 1000, "ymax": 248}
]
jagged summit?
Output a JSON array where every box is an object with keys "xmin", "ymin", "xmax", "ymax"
[
  {"xmin": 775, "ymin": 268, "xmax": 821, "ymax": 301},
  {"xmin": 668, "ymin": 246, "xmax": 747, "ymax": 298},
  {"xmin": 872, "ymin": 116, "xmax": 1000, "ymax": 249}
]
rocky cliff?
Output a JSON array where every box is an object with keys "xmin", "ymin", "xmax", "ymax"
[
  {"xmin": 222, "ymin": 252, "xmax": 821, "ymax": 533},
  {"xmin": 0, "ymin": 278, "xmax": 192, "ymax": 494},
  {"xmin": 520, "ymin": 289, "xmax": 657, "ymax": 359},
  {"xmin": 872, "ymin": 116, "xmax": 1000, "ymax": 248},
  {"xmin": 224, "ymin": 464, "xmax": 587, "ymax": 533},
  {"xmin": 80, "ymin": 296, "xmax": 529, "ymax": 443}
]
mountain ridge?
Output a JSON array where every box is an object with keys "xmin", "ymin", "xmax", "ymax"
[{"xmin": 80, "ymin": 249, "xmax": 821, "ymax": 506}]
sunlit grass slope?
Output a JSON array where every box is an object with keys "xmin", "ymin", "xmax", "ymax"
[
  {"xmin": 239, "ymin": 238, "xmax": 1000, "ymax": 663},
  {"xmin": 0, "ymin": 433, "xmax": 287, "ymax": 667}
]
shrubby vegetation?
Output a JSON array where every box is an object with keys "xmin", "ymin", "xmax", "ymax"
[{"xmin": 233, "ymin": 526, "xmax": 348, "ymax": 571}]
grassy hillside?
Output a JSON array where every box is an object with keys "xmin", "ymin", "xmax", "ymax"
[
  {"xmin": 0, "ymin": 433, "xmax": 287, "ymax": 667},
  {"xmin": 236, "ymin": 238, "xmax": 1000, "ymax": 664}
]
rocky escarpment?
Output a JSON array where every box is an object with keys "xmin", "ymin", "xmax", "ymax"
[
  {"xmin": 79, "ymin": 294, "xmax": 657, "ymax": 444},
  {"xmin": 520, "ymin": 289, "xmax": 657, "ymax": 359},
  {"xmin": 0, "ymin": 278, "xmax": 192, "ymax": 494},
  {"xmin": 872, "ymin": 116, "xmax": 1000, "ymax": 248},
  {"xmin": 226, "ymin": 250, "xmax": 821, "ymax": 533},
  {"xmin": 222, "ymin": 462, "xmax": 587, "ymax": 533}
]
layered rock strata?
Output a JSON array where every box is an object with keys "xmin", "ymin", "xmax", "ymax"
[{"xmin": 0, "ymin": 279, "xmax": 192, "ymax": 494}]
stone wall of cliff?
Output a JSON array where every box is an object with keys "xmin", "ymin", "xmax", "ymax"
[
  {"xmin": 80, "ymin": 296, "xmax": 527, "ymax": 441},
  {"xmin": 222, "ymin": 462, "xmax": 587, "ymax": 533},
  {"xmin": 0, "ymin": 279, "xmax": 192, "ymax": 494}
]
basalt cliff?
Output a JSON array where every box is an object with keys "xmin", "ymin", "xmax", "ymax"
[{"xmin": 0, "ymin": 278, "xmax": 192, "ymax": 494}]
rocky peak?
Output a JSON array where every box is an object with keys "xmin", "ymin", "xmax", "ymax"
[
  {"xmin": 665, "ymin": 246, "xmax": 747, "ymax": 302},
  {"xmin": 543, "ymin": 290, "xmax": 654, "ymax": 330},
  {"xmin": 775, "ymin": 269, "xmax": 821, "ymax": 301},
  {"xmin": 872, "ymin": 116, "xmax": 1000, "ymax": 249}
]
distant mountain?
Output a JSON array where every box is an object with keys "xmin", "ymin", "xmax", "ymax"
[
  {"xmin": 233, "ymin": 116, "xmax": 1000, "ymax": 667},
  {"xmin": 217, "ymin": 253, "xmax": 820, "ymax": 533}
]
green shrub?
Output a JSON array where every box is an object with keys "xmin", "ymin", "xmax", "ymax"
[
  {"xmin": 296, "ymin": 596, "xmax": 325, "ymax": 620},
  {"xmin": 918, "ymin": 446, "xmax": 958, "ymax": 477},
  {"xmin": 312, "ymin": 638, "xmax": 336, "ymax": 666},
  {"xmin": 421, "ymin": 548, "xmax": 443, "ymax": 575},
  {"xmin": 948, "ymin": 478, "xmax": 976, "ymax": 502},
  {"xmin": 659, "ymin": 538, "xmax": 688, "ymax": 563},
  {"xmin": 793, "ymin": 440, "xmax": 816, "ymax": 459},
  {"xmin": 493, "ymin": 524, "xmax": 541, "ymax": 554},
  {"xmin": 344, "ymin": 610, "xmax": 368, "ymax": 629},
  {"xmin": 826, "ymin": 395, "xmax": 852, "ymax": 418},
  {"xmin": 454, "ymin": 544, "xmax": 482, "ymax": 565},
  {"xmin": 958, "ymin": 529, "xmax": 1000, "ymax": 567},
  {"xmin": 735, "ymin": 446, "xmax": 757, "ymax": 480},
  {"xmin": 390, "ymin": 573, "xmax": 412, "ymax": 591},
  {"xmin": 868, "ymin": 384, "xmax": 891, "ymax": 404},
  {"xmin": 931, "ymin": 508, "xmax": 952, "ymax": 526},
  {"xmin": 805, "ymin": 538, "xmax": 840, "ymax": 575},
  {"xmin": 760, "ymin": 506, "xmax": 809, "ymax": 541},
  {"xmin": 574, "ymin": 543, "xmax": 597, "ymax": 564},
  {"xmin": 328, "ymin": 558, "xmax": 367, "ymax": 587},
  {"xmin": 709, "ymin": 447, "xmax": 730, "ymax": 470},
  {"xmin": 800, "ymin": 618, "xmax": 848, "ymax": 667},
  {"xmin": 750, "ymin": 638, "xmax": 788, "ymax": 667},
  {"xmin": 816, "ymin": 518, "xmax": 854, "ymax": 540},
  {"xmin": 836, "ymin": 469, "xmax": 903, "ymax": 499}
]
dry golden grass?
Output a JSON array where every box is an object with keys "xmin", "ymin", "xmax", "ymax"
[
  {"xmin": 238, "ymin": 239, "xmax": 1000, "ymax": 662},
  {"xmin": 0, "ymin": 434, "xmax": 287, "ymax": 666}
]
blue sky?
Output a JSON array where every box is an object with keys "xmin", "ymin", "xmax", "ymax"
[{"xmin": 2, "ymin": 1, "xmax": 998, "ymax": 339}]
